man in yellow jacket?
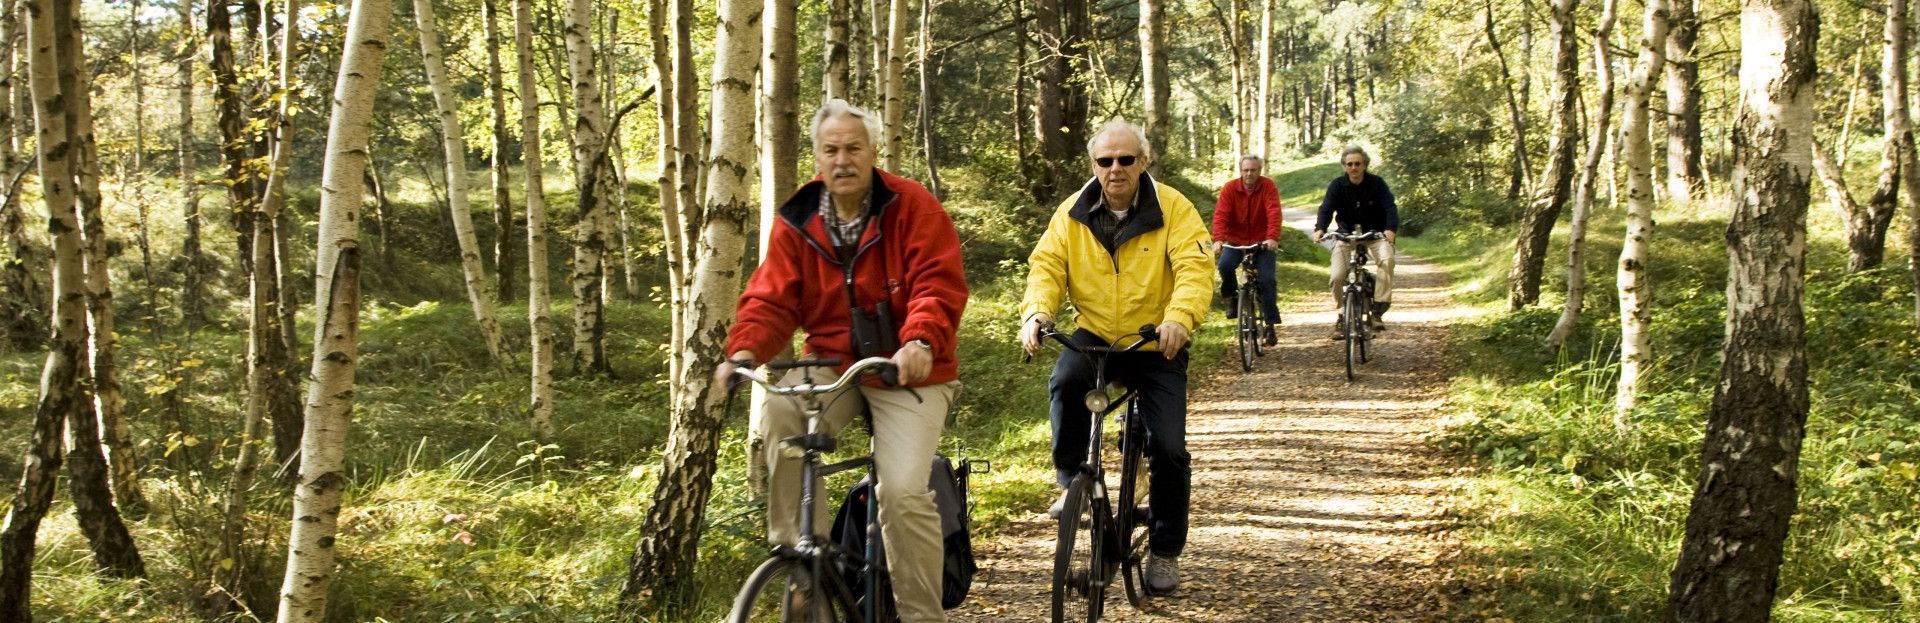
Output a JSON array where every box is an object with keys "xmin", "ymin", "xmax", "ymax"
[{"xmin": 1018, "ymin": 118, "xmax": 1215, "ymax": 595}]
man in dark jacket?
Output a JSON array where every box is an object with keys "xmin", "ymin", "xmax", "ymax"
[
  {"xmin": 715, "ymin": 99, "xmax": 968, "ymax": 623},
  {"xmin": 1312, "ymin": 145, "xmax": 1399, "ymax": 332},
  {"xmin": 1212, "ymin": 155, "xmax": 1284, "ymax": 345}
]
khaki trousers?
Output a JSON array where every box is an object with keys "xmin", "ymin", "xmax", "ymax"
[
  {"xmin": 1329, "ymin": 238, "xmax": 1396, "ymax": 305},
  {"xmin": 760, "ymin": 367, "xmax": 957, "ymax": 623}
]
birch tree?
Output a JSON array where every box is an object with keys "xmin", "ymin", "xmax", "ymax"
[
  {"xmin": 1256, "ymin": 0, "xmax": 1272, "ymax": 157},
  {"xmin": 1506, "ymin": 0, "xmax": 1580, "ymax": 310},
  {"xmin": 1851, "ymin": 0, "xmax": 1912, "ymax": 272},
  {"xmin": 1663, "ymin": 0, "xmax": 1703, "ymax": 203},
  {"xmin": 1664, "ymin": 0, "xmax": 1815, "ymax": 615},
  {"xmin": 485, "ymin": 0, "xmax": 515, "ymax": 303},
  {"xmin": 415, "ymin": 0, "xmax": 508, "ymax": 364},
  {"xmin": 178, "ymin": 0, "xmax": 207, "ymax": 322},
  {"xmin": 563, "ymin": 0, "xmax": 616, "ymax": 375},
  {"xmin": 826, "ymin": 0, "xmax": 851, "ymax": 99},
  {"xmin": 1485, "ymin": 0, "xmax": 1531, "ymax": 201},
  {"xmin": 517, "ymin": 0, "xmax": 557, "ymax": 442},
  {"xmin": 1614, "ymin": 0, "xmax": 1669, "ymax": 425},
  {"xmin": 882, "ymin": 0, "xmax": 907, "ymax": 169},
  {"xmin": 621, "ymin": 0, "xmax": 760, "ymax": 607},
  {"xmin": 0, "ymin": 0, "xmax": 42, "ymax": 351},
  {"xmin": 1138, "ymin": 0, "xmax": 1168, "ymax": 164},
  {"xmin": 275, "ymin": 0, "xmax": 389, "ymax": 618},
  {"xmin": 1545, "ymin": 0, "xmax": 1616, "ymax": 354}
]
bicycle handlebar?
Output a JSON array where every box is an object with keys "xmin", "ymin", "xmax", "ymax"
[
  {"xmin": 1221, "ymin": 243, "xmax": 1265, "ymax": 251},
  {"xmin": 1024, "ymin": 320, "xmax": 1160, "ymax": 363},
  {"xmin": 1325, "ymin": 231, "xmax": 1387, "ymax": 242},
  {"xmin": 728, "ymin": 356, "xmax": 899, "ymax": 395}
]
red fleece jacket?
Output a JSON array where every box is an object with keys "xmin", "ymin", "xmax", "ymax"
[
  {"xmin": 1213, "ymin": 176, "xmax": 1283, "ymax": 244},
  {"xmin": 725, "ymin": 169, "xmax": 968, "ymax": 386}
]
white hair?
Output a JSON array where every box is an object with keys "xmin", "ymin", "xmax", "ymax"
[
  {"xmin": 1085, "ymin": 118, "xmax": 1154, "ymax": 159},
  {"xmin": 1239, "ymin": 154, "xmax": 1265, "ymax": 167},
  {"xmin": 1340, "ymin": 145, "xmax": 1372, "ymax": 165},
  {"xmin": 810, "ymin": 99, "xmax": 884, "ymax": 149}
]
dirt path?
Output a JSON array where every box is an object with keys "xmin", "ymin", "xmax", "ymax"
[{"xmin": 950, "ymin": 241, "xmax": 1468, "ymax": 622}]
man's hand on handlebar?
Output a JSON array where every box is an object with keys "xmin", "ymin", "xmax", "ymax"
[
  {"xmin": 1155, "ymin": 321, "xmax": 1189, "ymax": 359},
  {"xmin": 1262, "ymin": 238, "xmax": 1278, "ymax": 251},
  {"xmin": 892, "ymin": 340, "xmax": 932, "ymax": 384},
  {"xmin": 1021, "ymin": 314, "xmax": 1053, "ymax": 356},
  {"xmin": 1385, "ymin": 231, "xmax": 1397, "ymax": 244},
  {"xmin": 715, "ymin": 350, "xmax": 756, "ymax": 390},
  {"xmin": 1312, "ymin": 229, "xmax": 1326, "ymax": 243}
]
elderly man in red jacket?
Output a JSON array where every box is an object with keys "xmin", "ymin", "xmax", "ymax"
[
  {"xmin": 714, "ymin": 99, "xmax": 969, "ymax": 622},
  {"xmin": 1212, "ymin": 155, "xmax": 1284, "ymax": 346}
]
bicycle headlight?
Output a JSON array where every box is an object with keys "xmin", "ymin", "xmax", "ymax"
[{"xmin": 1083, "ymin": 389, "xmax": 1110, "ymax": 413}]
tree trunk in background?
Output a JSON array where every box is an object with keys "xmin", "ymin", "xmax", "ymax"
[
  {"xmin": 209, "ymin": 0, "xmax": 256, "ymax": 278},
  {"xmin": 417, "ymin": 0, "xmax": 509, "ymax": 365},
  {"xmin": 750, "ymin": 0, "xmax": 801, "ymax": 494},
  {"xmin": 516, "ymin": 0, "xmax": 557, "ymax": 445},
  {"xmin": 1138, "ymin": 0, "xmax": 1167, "ymax": 167},
  {"xmin": 672, "ymin": 0, "xmax": 701, "ymax": 295},
  {"xmin": 882, "ymin": 0, "xmax": 907, "ymax": 169},
  {"xmin": 917, "ymin": 0, "xmax": 943, "ymax": 196},
  {"xmin": 2, "ymin": 2, "xmax": 92, "ymax": 613},
  {"xmin": 0, "ymin": 0, "xmax": 38, "ymax": 349},
  {"xmin": 564, "ymin": 0, "xmax": 615, "ymax": 376},
  {"xmin": 485, "ymin": 0, "xmax": 516, "ymax": 304},
  {"xmin": 274, "ymin": 0, "xmax": 387, "ymax": 619},
  {"xmin": 1014, "ymin": 0, "xmax": 1031, "ymax": 189},
  {"xmin": 1614, "ymin": 0, "xmax": 1668, "ymax": 426},
  {"xmin": 1031, "ymin": 0, "xmax": 1087, "ymax": 203},
  {"xmin": 1664, "ymin": 0, "xmax": 1814, "ymax": 615},
  {"xmin": 1506, "ymin": 0, "xmax": 1580, "ymax": 310},
  {"xmin": 825, "ymin": 0, "xmax": 850, "ymax": 99},
  {"xmin": 851, "ymin": 0, "xmax": 871, "ymax": 100},
  {"xmin": 1855, "ymin": 0, "xmax": 1910, "ymax": 273},
  {"xmin": 1663, "ymin": 0, "xmax": 1702, "ymax": 204},
  {"xmin": 649, "ymin": 0, "xmax": 688, "ymax": 393},
  {"xmin": 178, "ymin": 0, "xmax": 206, "ymax": 320},
  {"xmin": 1485, "ymin": 0, "xmax": 1531, "ymax": 202},
  {"xmin": 1256, "ymin": 0, "xmax": 1271, "ymax": 157},
  {"xmin": 620, "ymin": 0, "xmax": 759, "ymax": 609},
  {"xmin": 1224, "ymin": 0, "xmax": 1245, "ymax": 158},
  {"xmin": 1545, "ymin": 0, "xmax": 1615, "ymax": 354}
]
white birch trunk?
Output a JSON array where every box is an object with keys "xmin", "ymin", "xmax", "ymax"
[
  {"xmin": 621, "ymin": 0, "xmax": 759, "ymax": 606},
  {"xmin": 1545, "ymin": 0, "xmax": 1616, "ymax": 353},
  {"xmin": 882, "ymin": 0, "xmax": 907, "ymax": 169},
  {"xmin": 563, "ymin": 0, "xmax": 614, "ymax": 375},
  {"xmin": 1256, "ymin": 0, "xmax": 1271, "ymax": 157},
  {"xmin": 414, "ymin": 0, "xmax": 508, "ymax": 365},
  {"xmin": 274, "ymin": 0, "xmax": 388, "ymax": 619},
  {"xmin": 515, "ymin": 0, "xmax": 557, "ymax": 442},
  {"xmin": 1614, "ymin": 0, "xmax": 1669, "ymax": 427}
]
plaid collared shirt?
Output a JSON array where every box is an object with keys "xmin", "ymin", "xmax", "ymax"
[
  {"xmin": 819, "ymin": 190, "xmax": 872, "ymax": 260},
  {"xmin": 1089, "ymin": 192, "xmax": 1136, "ymax": 251}
]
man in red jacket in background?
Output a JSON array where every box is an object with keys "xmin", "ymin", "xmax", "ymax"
[
  {"xmin": 1212, "ymin": 155, "xmax": 1284, "ymax": 346},
  {"xmin": 713, "ymin": 99, "xmax": 968, "ymax": 622}
]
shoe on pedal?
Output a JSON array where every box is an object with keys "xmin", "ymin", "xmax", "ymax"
[
  {"xmin": 1048, "ymin": 489, "xmax": 1071, "ymax": 519},
  {"xmin": 1145, "ymin": 553, "xmax": 1180, "ymax": 594},
  {"xmin": 1262, "ymin": 325, "xmax": 1278, "ymax": 346}
]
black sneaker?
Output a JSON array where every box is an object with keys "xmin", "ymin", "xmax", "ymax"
[{"xmin": 1262, "ymin": 325, "xmax": 1278, "ymax": 346}]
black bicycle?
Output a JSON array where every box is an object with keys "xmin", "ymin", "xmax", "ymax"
[
  {"xmin": 1220, "ymin": 243, "xmax": 1273, "ymax": 372},
  {"xmin": 1327, "ymin": 231, "xmax": 1385, "ymax": 381},
  {"xmin": 727, "ymin": 356, "xmax": 900, "ymax": 623},
  {"xmin": 1027, "ymin": 322, "xmax": 1160, "ymax": 621}
]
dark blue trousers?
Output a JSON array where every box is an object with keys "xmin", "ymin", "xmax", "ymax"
[
  {"xmin": 1218, "ymin": 246, "xmax": 1281, "ymax": 323},
  {"xmin": 1048, "ymin": 329, "xmax": 1191, "ymax": 557}
]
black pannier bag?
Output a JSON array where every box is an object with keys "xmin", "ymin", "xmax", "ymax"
[{"xmin": 829, "ymin": 454, "xmax": 982, "ymax": 613}]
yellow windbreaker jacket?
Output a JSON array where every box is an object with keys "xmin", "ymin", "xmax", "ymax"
[{"xmin": 1020, "ymin": 174, "xmax": 1216, "ymax": 349}]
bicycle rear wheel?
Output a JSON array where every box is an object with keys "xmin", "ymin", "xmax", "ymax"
[
  {"xmin": 730, "ymin": 557, "xmax": 854, "ymax": 623},
  {"xmin": 1236, "ymin": 289, "xmax": 1256, "ymax": 372},
  {"xmin": 1052, "ymin": 473, "xmax": 1106, "ymax": 622},
  {"xmin": 1116, "ymin": 418, "xmax": 1152, "ymax": 608}
]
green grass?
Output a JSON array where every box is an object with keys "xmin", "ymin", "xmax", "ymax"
[{"xmin": 1418, "ymin": 195, "xmax": 1920, "ymax": 622}]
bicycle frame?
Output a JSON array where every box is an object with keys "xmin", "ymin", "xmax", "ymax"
[{"xmin": 730, "ymin": 357, "xmax": 898, "ymax": 622}]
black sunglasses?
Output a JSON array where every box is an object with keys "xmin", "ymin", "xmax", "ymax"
[{"xmin": 1094, "ymin": 155, "xmax": 1139, "ymax": 168}]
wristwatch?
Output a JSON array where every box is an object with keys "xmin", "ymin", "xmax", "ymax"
[{"xmin": 905, "ymin": 339, "xmax": 932, "ymax": 352}]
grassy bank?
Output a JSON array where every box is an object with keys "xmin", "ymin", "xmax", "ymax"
[{"xmin": 1406, "ymin": 203, "xmax": 1920, "ymax": 621}]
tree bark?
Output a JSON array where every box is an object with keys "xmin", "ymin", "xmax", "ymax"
[
  {"xmin": 0, "ymin": 0, "xmax": 39, "ymax": 350},
  {"xmin": 648, "ymin": 0, "xmax": 689, "ymax": 394},
  {"xmin": 825, "ymin": 0, "xmax": 851, "ymax": 98},
  {"xmin": 250, "ymin": 0, "xmax": 305, "ymax": 478},
  {"xmin": 1663, "ymin": 0, "xmax": 1815, "ymax": 616},
  {"xmin": 1853, "ymin": 0, "xmax": 1910, "ymax": 272},
  {"xmin": 671, "ymin": 0, "xmax": 701, "ymax": 297},
  {"xmin": 764, "ymin": 0, "xmax": 799, "ymax": 216},
  {"xmin": 516, "ymin": 0, "xmax": 558, "ymax": 445},
  {"xmin": 917, "ymin": 0, "xmax": 943, "ymax": 196},
  {"xmin": 485, "ymin": 0, "xmax": 516, "ymax": 304},
  {"xmin": 1014, "ymin": 0, "xmax": 1032, "ymax": 189},
  {"xmin": 1256, "ymin": 0, "xmax": 1272, "ymax": 157},
  {"xmin": 209, "ymin": 0, "xmax": 256, "ymax": 279},
  {"xmin": 882, "ymin": 0, "xmax": 907, "ymax": 169},
  {"xmin": 1545, "ymin": 0, "xmax": 1616, "ymax": 354},
  {"xmin": 177, "ymin": 0, "xmax": 206, "ymax": 321},
  {"xmin": 1138, "ymin": 0, "xmax": 1167, "ymax": 165},
  {"xmin": 563, "ymin": 0, "xmax": 615, "ymax": 376},
  {"xmin": 1614, "ymin": 0, "xmax": 1669, "ymax": 425},
  {"xmin": 620, "ymin": 0, "xmax": 759, "ymax": 609},
  {"xmin": 1485, "ymin": 0, "xmax": 1532, "ymax": 202},
  {"xmin": 274, "ymin": 0, "xmax": 387, "ymax": 619},
  {"xmin": 1506, "ymin": 0, "xmax": 1580, "ymax": 310},
  {"xmin": 1030, "ymin": 0, "xmax": 1088, "ymax": 204},
  {"xmin": 1663, "ymin": 0, "xmax": 1703, "ymax": 203},
  {"xmin": 416, "ymin": 0, "xmax": 509, "ymax": 365}
]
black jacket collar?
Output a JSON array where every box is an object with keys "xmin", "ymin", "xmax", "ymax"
[
  {"xmin": 1068, "ymin": 172, "xmax": 1165, "ymax": 252},
  {"xmin": 777, "ymin": 168, "xmax": 899, "ymax": 230}
]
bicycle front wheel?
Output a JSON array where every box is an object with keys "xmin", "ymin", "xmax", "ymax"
[
  {"xmin": 1344, "ymin": 290, "xmax": 1364, "ymax": 381},
  {"xmin": 1052, "ymin": 474, "xmax": 1106, "ymax": 622},
  {"xmin": 1116, "ymin": 420, "xmax": 1152, "ymax": 608},
  {"xmin": 730, "ymin": 557, "xmax": 852, "ymax": 623},
  {"xmin": 1236, "ymin": 289, "xmax": 1256, "ymax": 372}
]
